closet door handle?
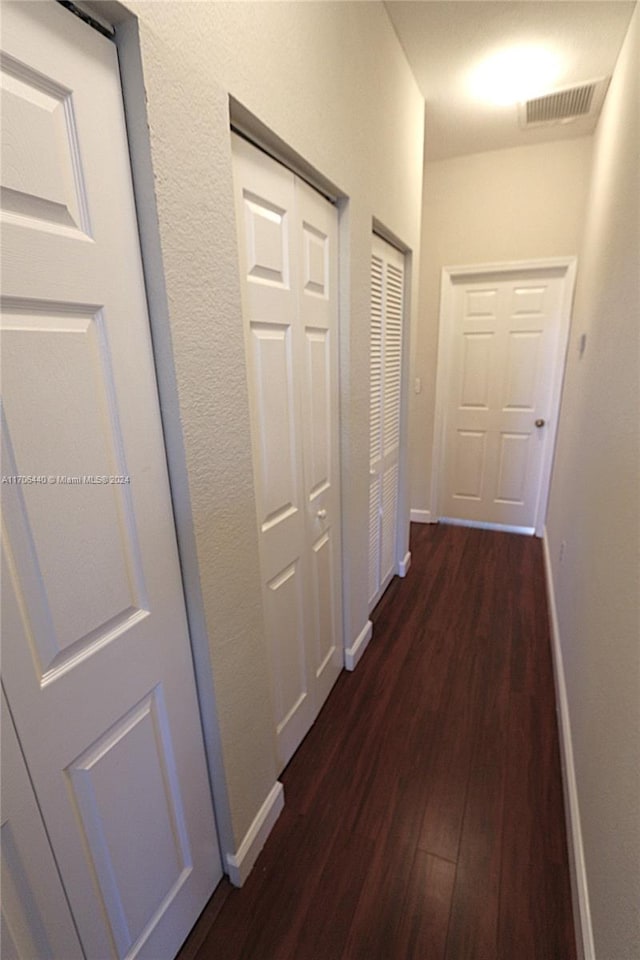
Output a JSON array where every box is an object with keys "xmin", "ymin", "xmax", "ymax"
[{"xmin": 316, "ymin": 509, "xmax": 327, "ymax": 520}]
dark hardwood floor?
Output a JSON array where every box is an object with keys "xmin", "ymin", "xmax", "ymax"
[{"xmin": 178, "ymin": 523, "xmax": 577, "ymax": 960}]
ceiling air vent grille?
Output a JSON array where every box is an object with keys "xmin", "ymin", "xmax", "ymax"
[
  {"xmin": 527, "ymin": 84, "xmax": 594, "ymax": 124},
  {"xmin": 519, "ymin": 78, "xmax": 609, "ymax": 128}
]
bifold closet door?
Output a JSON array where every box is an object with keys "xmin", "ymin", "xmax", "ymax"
[
  {"xmin": 0, "ymin": 3, "xmax": 222, "ymax": 958},
  {"xmin": 232, "ymin": 134, "xmax": 342, "ymax": 772},
  {"xmin": 369, "ymin": 234, "xmax": 405, "ymax": 610}
]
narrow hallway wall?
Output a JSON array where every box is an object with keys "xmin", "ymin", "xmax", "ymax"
[
  {"xmin": 119, "ymin": 0, "xmax": 424, "ymax": 866},
  {"xmin": 546, "ymin": 8, "xmax": 640, "ymax": 957}
]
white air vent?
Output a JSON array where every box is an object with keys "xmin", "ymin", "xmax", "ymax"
[{"xmin": 519, "ymin": 78, "xmax": 609, "ymax": 128}]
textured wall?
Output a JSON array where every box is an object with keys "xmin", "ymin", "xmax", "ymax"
[
  {"xmin": 122, "ymin": 1, "xmax": 424, "ymax": 855},
  {"xmin": 411, "ymin": 136, "xmax": 592, "ymax": 514},
  {"xmin": 546, "ymin": 8, "xmax": 640, "ymax": 958}
]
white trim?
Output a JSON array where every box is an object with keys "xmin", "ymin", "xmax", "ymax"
[
  {"xmin": 542, "ymin": 531, "xmax": 594, "ymax": 960},
  {"xmin": 230, "ymin": 99, "xmax": 341, "ymax": 204},
  {"xmin": 440, "ymin": 517, "xmax": 534, "ymax": 536},
  {"xmin": 398, "ymin": 551, "xmax": 411, "ymax": 577},
  {"xmin": 410, "ymin": 508, "xmax": 433, "ymax": 524},
  {"xmin": 430, "ymin": 264, "xmax": 453, "ymax": 522},
  {"xmin": 344, "ymin": 620, "xmax": 372, "ymax": 672},
  {"xmin": 225, "ymin": 782, "xmax": 284, "ymax": 887},
  {"xmin": 430, "ymin": 257, "xmax": 577, "ymax": 534},
  {"xmin": 442, "ymin": 256, "xmax": 578, "ymax": 277},
  {"xmin": 372, "ymin": 218, "xmax": 409, "ymax": 255}
]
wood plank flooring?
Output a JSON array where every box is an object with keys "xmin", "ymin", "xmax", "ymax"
[{"xmin": 178, "ymin": 523, "xmax": 576, "ymax": 960}]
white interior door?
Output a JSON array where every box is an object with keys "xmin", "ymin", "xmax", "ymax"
[
  {"xmin": 232, "ymin": 134, "xmax": 342, "ymax": 772},
  {"xmin": 0, "ymin": 4, "xmax": 221, "ymax": 957},
  {"xmin": 369, "ymin": 234, "xmax": 405, "ymax": 610},
  {"xmin": 437, "ymin": 266, "xmax": 573, "ymax": 532}
]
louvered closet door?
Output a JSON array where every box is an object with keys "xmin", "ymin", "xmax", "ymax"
[
  {"xmin": 369, "ymin": 235, "xmax": 405, "ymax": 610},
  {"xmin": 232, "ymin": 135, "xmax": 342, "ymax": 772}
]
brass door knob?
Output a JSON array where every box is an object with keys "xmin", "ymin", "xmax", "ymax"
[{"xmin": 535, "ymin": 418, "xmax": 546, "ymax": 428}]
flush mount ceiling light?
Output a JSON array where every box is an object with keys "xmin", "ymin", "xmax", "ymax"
[{"xmin": 469, "ymin": 45, "xmax": 562, "ymax": 107}]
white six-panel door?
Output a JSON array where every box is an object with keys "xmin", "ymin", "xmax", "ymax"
[
  {"xmin": 232, "ymin": 135, "xmax": 342, "ymax": 772},
  {"xmin": 369, "ymin": 235, "xmax": 405, "ymax": 610},
  {"xmin": 1, "ymin": 3, "xmax": 221, "ymax": 957},
  {"xmin": 438, "ymin": 267, "xmax": 571, "ymax": 531}
]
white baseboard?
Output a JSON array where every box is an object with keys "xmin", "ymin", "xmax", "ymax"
[
  {"xmin": 226, "ymin": 781, "xmax": 284, "ymax": 887},
  {"xmin": 398, "ymin": 551, "xmax": 411, "ymax": 577},
  {"xmin": 440, "ymin": 516, "xmax": 534, "ymax": 536},
  {"xmin": 410, "ymin": 508, "xmax": 433, "ymax": 523},
  {"xmin": 344, "ymin": 620, "xmax": 372, "ymax": 672},
  {"xmin": 542, "ymin": 530, "xmax": 594, "ymax": 960}
]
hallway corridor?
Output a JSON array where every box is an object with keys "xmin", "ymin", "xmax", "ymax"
[{"xmin": 179, "ymin": 523, "xmax": 576, "ymax": 960}]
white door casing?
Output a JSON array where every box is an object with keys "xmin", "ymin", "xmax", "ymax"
[
  {"xmin": 369, "ymin": 234, "xmax": 405, "ymax": 610},
  {"xmin": 431, "ymin": 259, "xmax": 577, "ymax": 535},
  {"xmin": 1, "ymin": 3, "xmax": 222, "ymax": 958},
  {"xmin": 232, "ymin": 134, "xmax": 342, "ymax": 772}
]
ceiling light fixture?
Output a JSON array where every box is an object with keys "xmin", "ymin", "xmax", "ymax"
[{"xmin": 469, "ymin": 45, "xmax": 561, "ymax": 107}]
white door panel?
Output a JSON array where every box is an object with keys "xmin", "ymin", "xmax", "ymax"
[
  {"xmin": 1, "ymin": 4, "xmax": 221, "ymax": 957},
  {"xmin": 383, "ymin": 261, "xmax": 403, "ymax": 456},
  {"xmin": 297, "ymin": 177, "xmax": 341, "ymax": 706},
  {"xmin": 368, "ymin": 472, "xmax": 382, "ymax": 603},
  {"xmin": 440, "ymin": 269, "xmax": 568, "ymax": 529},
  {"xmin": 381, "ymin": 462, "xmax": 400, "ymax": 585},
  {"xmin": 451, "ymin": 429, "xmax": 487, "ymax": 500},
  {"xmin": 265, "ymin": 561, "xmax": 307, "ymax": 741},
  {"xmin": 232, "ymin": 135, "xmax": 341, "ymax": 772},
  {"xmin": 369, "ymin": 235, "xmax": 405, "ymax": 610},
  {"xmin": 233, "ymin": 136, "xmax": 313, "ymax": 768},
  {"xmin": 1, "ymin": 692, "xmax": 83, "ymax": 960}
]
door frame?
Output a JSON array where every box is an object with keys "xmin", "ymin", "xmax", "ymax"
[{"xmin": 430, "ymin": 257, "xmax": 577, "ymax": 537}]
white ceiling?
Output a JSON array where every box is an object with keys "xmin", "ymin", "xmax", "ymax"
[{"xmin": 384, "ymin": 1, "xmax": 636, "ymax": 161}]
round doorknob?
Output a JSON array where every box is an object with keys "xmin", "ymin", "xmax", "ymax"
[
  {"xmin": 535, "ymin": 418, "xmax": 546, "ymax": 428},
  {"xmin": 317, "ymin": 508, "xmax": 327, "ymax": 519}
]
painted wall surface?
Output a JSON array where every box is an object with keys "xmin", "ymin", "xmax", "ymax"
[
  {"xmin": 120, "ymin": 1, "xmax": 424, "ymax": 856},
  {"xmin": 546, "ymin": 8, "xmax": 640, "ymax": 958},
  {"xmin": 411, "ymin": 136, "xmax": 592, "ymax": 514}
]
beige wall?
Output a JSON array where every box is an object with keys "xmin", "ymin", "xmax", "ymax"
[
  {"xmin": 546, "ymin": 7, "xmax": 640, "ymax": 958},
  {"xmin": 411, "ymin": 136, "xmax": 593, "ymax": 514},
  {"xmin": 116, "ymin": 1, "xmax": 424, "ymax": 860}
]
